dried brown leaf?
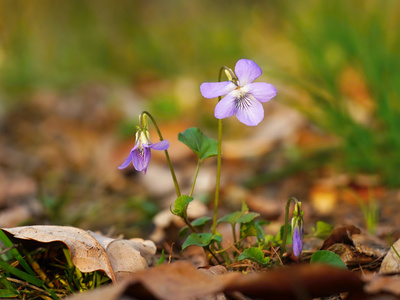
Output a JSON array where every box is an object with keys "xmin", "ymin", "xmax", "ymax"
[
  {"xmin": 67, "ymin": 261, "xmax": 363, "ymax": 300},
  {"xmin": 364, "ymin": 275, "xmax": 400, "ymax": 296},
  {"xmin": 3, "ymin": 226, "xmax": 156, "ymax": 282},
  {"xmin": 379, "ymin": 238, "xmax": 400, "ymax": 275},
  {"xmin": 321, "ymin": 225, "xmax": 361, "ymax": 250}
]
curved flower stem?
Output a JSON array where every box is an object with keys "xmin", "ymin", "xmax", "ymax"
[
  {"xmin": 280, "ymin": 197, "xmax": 299, "ymax": 262},
  {"xmin": 189, "ymin": 159, "xmax": 202, "ymax": 198},
  {"xmin": 211, "ymin": 66, "xmax": 235, "ymax": 235},
  {"xmin": 140, "ymin": 111, "xmax": 181, "ymax": 197}
]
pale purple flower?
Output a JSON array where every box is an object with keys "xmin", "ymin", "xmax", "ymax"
[
  {"xmin": 200, "ymin": 59, "xmax": 277, "ymax": 126},
  {"xmin": 118, "ymin": 129, "xmax": 169, "ymax": 174}
]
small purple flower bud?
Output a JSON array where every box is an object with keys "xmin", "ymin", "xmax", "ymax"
[{"xmin": 291, "ymin": 201, "xmax": 304, "ymax": 258}]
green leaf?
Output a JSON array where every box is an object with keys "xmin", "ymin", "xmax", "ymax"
[
  {"xmin": 156, "ymin": 250, "xmax": 165, "ymax": 266},
  {"xmin": 191, "ymin": 216, "xmax": 212, "ymax": 227},
  {"xmin": 238, "ymin": 247, "xmax": 270, "ymax": 266},
  {"xmin": 0, "ymin": 289, "xmax": 18, "ymax": 297},
  {"xmin": 313, "ymin": 221, "xmax": 334, "ymax": 240},
  {"xmin": 276, "ymin": 225, "xmax": 292, "ymax": 244},
  {"xmin": 178, "ymin": 127, "xmax": 218, "ymax": 161},
  {"xmin": 178, "ymin": 226, "xmax": 189, "ymax": 239},
  {"xmin": 0, "ymin": 229, "xmax": 36, "ymax": 277},
  {"xmin": 181, "ymin": 233, "xmax": 222, "ymax": 250},
  {"xmin": 240, "ymin": 220, "xmax": 258, "ymax": 239},
  {"xmin": 310, "ymin": 250, "xmax": 346, "ymax": 269},
  {"xmin": 178, "ymin": 217, "xmax": 212, "ymax": 239},
  {"xmin": 172, "ymin": 195, "xmax": 193, "ymax": 218},
  {"xmin": 236, "ymin": 212, "xmax": 260, "ymax": 224},
  {"xmin": 0, "ymin": 260, "xmax": 44, "ymax": 287},
  {"xmin": 217, "ymin": 211, "xmax": 243, "ymax": 225}
]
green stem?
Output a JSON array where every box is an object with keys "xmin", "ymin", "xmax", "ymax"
[
  {"xmin": 280, "ymin": 197, "xmax": 298, "ymax": 261},
  {"xmin": 189, "ymin": 159, "xmax": 202, "ymax": 197},
  {"xmin": 232, "ymin": 224, "xmax": 237, "ymax": 245},
  {"xmin": 140, "ymin": 111, "xmax": 181, "ymax": 197},
  {"xmin": 212, "ymin": 118, "xmax": 222, "ymax": 235},
  {"xmin": 211, "ymin": 66, "xmax": 233, "ymax": 235}
]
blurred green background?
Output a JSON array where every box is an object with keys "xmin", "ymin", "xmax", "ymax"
[{"xmin": 1, "ymin": 0, "xmax": 400, "ymax": 233}]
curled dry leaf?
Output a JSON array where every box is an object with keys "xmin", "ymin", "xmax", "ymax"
[
  {"xmin": 379, "ymin": 238, "xmax": 400, "ymax": 275},
  {"xmin": 2, "ymin": 226, "xmax": 156, "ymax": 282},
  {"xmin": 320, "ymin": 225, "xmax": 361, "ymax": 250},
  {"xmin": 67, "ymin": 261, "xmax": 363, "ymax": 300}
]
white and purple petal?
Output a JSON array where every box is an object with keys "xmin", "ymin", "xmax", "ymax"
[
  {"xmin": 150, "ymin": 139, "xmax": 169, "ymax": 151},
  {"xmin": 132, "ymin": 147, "xmax": 151, "ymax": 174},
  {"xmin": 234, "ymin": 95, "xmax": 264, "ymax": 126},
  {"xmin": 200, "ymin": 81, "xmax": 236, "ymax": 98},
  {"xmin": 214, "ymin": 93, "xmax": 236, "ymax": 119},
  {"xmin": 235, "ymin": 59, "xmax": 262, "ymax": 86},
  {"xmin": 247, "ymin": 82, "xmax": 277, "ymax": 102}
]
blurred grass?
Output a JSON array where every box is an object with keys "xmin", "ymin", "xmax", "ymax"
[
  {"xmin": 283, "ymin": 0, "xmax": 400, "ymax": 186},
  {"xmin": 1, "ymin": 0, "xmax": 400, "ymax": 191}
]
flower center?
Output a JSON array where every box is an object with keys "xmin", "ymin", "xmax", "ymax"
[
  {"xmin": 138, "ymin": 146, "xmax": 145, "ymax": 158},
  {"xmin": 235, "ymin": 92, "xmax": 252, "ymax": 111}
]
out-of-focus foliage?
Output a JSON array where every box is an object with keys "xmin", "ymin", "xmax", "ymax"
[
  {"xmin": 283, "ymin": 1, "xmax": 400, "ymax": 186},
  {"xmin": 1, "ymin": 0, "xmax": 400, "ymax": 233}
]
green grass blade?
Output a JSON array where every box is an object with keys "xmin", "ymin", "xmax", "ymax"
[
  {"xmin": 0, "ymin": 229, "xmax": 36, "ymax": 277},
  {"xmin": 0, "ymin": 289, "xmax": 17, "ymax": 297},
  {"xmin": 0, "ymin": 260, "xmax": 44, "ymax": 287}
]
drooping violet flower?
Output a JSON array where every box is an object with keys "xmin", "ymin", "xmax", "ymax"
[
  {"xmin": 291, "ymin": 201, "xmax": 304, "ymax": 258},
  {"xmin": 200, "ymin": 59, "xmax": 277, "ymax": 126},
  {"xmin": 118, "ymin": 129, "xmax": 169, "ymax": 174}
]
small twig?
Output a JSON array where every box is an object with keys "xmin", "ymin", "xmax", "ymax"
[
  {"xmin": 6, "ymin": 277, "xmax": 65, "ymax": 298},
  {"xmin": 271, "ymin": 244, "xmax": 283, "ymax": 266},
  {"xmin": 168, "ymin": 242, "xmax": 175, "ymax": 264},
  {"xmin": 0, "ymin": 244, "xmax": 18, "ymax": 256}
]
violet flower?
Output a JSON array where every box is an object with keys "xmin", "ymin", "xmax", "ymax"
[
  {"xmin": 291, "ymin": 201, "xmax": 304, "ymax": 258},
  {"xmin": 118, "ymin": 129, "xmax": 169, "ymax": 174},
  {"xmin": 200, "ymin": 59, "xmax": 277, "ymax": 126}
]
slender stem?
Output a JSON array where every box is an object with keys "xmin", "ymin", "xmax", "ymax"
[
  {"xmin": 189, "ymin": 159, "xmax": 202, "ymax": 197},
  {"xmin": 280, "ymin": 197, "xmax": 298, "ymax": 260},
  {"xmin": 183, "ymin": 218, "xmax": 199, "ymax": 234},
  {"xmin": 232, "ymin": 224, "xmax": 237, "ymax": 244},
  {"xmin": 212, "ymin": 118, "xmax": 223, "ymax": 234},
  {"xmin": 141, "ymin": 111, "xmax": 181, "ymax": 197},
  {"xmin": 211, "ymin": 66, "xmax": 232, "ymax": 235}
]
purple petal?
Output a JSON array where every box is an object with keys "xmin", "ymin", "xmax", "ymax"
[
  {"xmin": 118, "ymin": 152, "xmax": 133, "ymax": 169},
  {"xmin": 247, "ymin": 82, "xmax": 277, "ymax": 102},
  {"xmin": 214, "ymin": 93, "xmax": 236, "ymax": 119},
  {"xmin": 235, "ymin": 59, "xmax": 262, "ymax": 86},
  {"xmin": 150, "ymin": 139, "xmax": 169, "ymax": 151},
  {"xmin": 200, "ymin": 81, "xmax": 236, "ymax": 98},
  {"xmin": 132, "ymin": 147, "xmax": 151, "ymax": 174},
  {"xmin": 292, "ymin": 228, "xmax": 303, "ymax": 257},
  {"xmin": 234, "ymin": 95, "xmax": 264, "ymax": 126}
]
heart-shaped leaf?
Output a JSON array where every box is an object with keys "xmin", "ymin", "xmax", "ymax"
[
  {"xmin": 182, "ymin": 233, "xmax": 222, "ymax": 250},
  {"xmin": 178, "ymin": 127, "xmax": 218, "ymax": 161},
  {"xmin": 310, "ymin": 250, "xmax": 346, "ymax": 269},
  {"xmin": 238, "ymin": 247, "xmax": 270, "ymax": 266}
]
